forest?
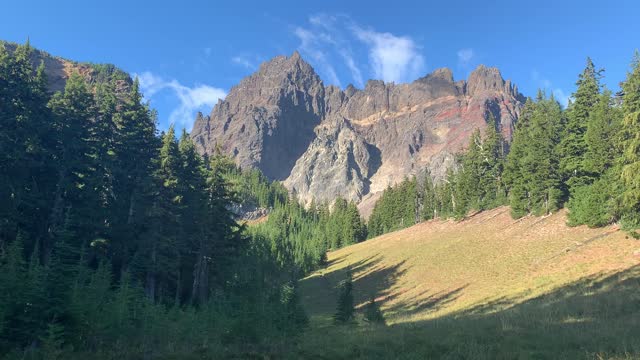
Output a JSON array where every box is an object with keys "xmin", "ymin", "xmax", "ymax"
[{"xmin": 0, "ymin": 42, "xmax": 366, "ymax": 359}]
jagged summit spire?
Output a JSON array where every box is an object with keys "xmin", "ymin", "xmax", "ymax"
[{"xmin": 466, "ymin": 64, "xmax": 513, "ymax": 97}]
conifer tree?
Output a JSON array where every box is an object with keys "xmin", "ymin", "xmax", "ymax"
[
  {"xmin": 110, "ymin": 78, "xmax": 158, "ymax": 275},
  {"xmin": 420, "ymin": 170, "xmax": 437, "ymax": 220},
  {"xmin": 0, "ymin": 42, "xmax": 56, "ymax": 256},
  {"xmin": 142, "ymin": 126, "xmax": 181, "ymax": 302},
  {"xmin": 504, "ymin": 92, "xmax": 564, "ymax": 217},
  {"xmin": 47, "ymin": 72, "xmax": 99, "ymax": 262},
  {"xmin": 568, "ymin": 90, "xmax": 623, "ymax": 227},
  {"xmin": 561, "ymin": 58, "xmax": 603, "ymax": 190},
  {"xmin": 620, "ymin": 52, "xmax": 640, "ymax": 225},
  {"xmin": 334, "ymin": 273, "xmax": 354, "ymax": 324}
]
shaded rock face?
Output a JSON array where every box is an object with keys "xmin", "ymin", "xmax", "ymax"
[
  {"xmin": 191, "ymin": 53, "xmax": 524, "ymax": 212},
  {"xmin": 192, "ymin": 51, "xmax": 325, "ymax": 180}
]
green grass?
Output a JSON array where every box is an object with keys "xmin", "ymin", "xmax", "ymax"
[{"xmin": 289, "ymin": 207, "xmax": 640, "ymax": 359}]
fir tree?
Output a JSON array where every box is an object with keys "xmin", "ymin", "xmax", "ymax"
[
  {"xmin": 334, "ymin": 273, "xmax": 354, "ymax": 324},
  {"xmin": 560, "ymin": 58, "xmax": 603, "ymax": 191},
  {"xmin": 504, "ymin": 93, "xmax": 564, "ymax": 217},
  {"xmin": 568, "ymin": 90, "xmax": 623, "ymax": 227},
  {"xmin": 620, "ymin": 51, "xmax": 640, "ymax": 226}
]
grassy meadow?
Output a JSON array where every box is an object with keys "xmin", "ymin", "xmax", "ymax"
[{"xmin": 288, "ymin": 207, "xmax": 640, "ymax": 359}]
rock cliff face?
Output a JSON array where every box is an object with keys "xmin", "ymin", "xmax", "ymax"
[
  {"xmin": 191, "ymin": 51, "xmax": 325, "ymax": 180},
  {"xmin": 191, "ymin": 53, "xmax": 524, "ymax": 214}
]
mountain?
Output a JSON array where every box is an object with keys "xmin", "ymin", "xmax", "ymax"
[{"xmin": 191, "ymin": 53, "xmax": 525, "ymax": 213}]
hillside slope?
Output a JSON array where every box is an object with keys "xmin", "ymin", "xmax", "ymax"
[
  {"xmin": 2, "ymin": 41, "xmax": 132, "ymax": 94},
  {"xmin": 295, "ymin": 207, "xmax": 640, "ymax": 359}
]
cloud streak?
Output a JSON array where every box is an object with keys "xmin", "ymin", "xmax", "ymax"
[
  {"xmin": 135, "ymin": 72, "xmax": 226, "ymax": 130},
  {"xmin": 232, "ymin": 55, "xmax": 258, "ymax": 70},
  {"xmin": 293, "ymin": 14, "xmax": 425, "ymax": 87},
  {"xmin": 294, "ymin": 26, "xmax": 342, "ymax": 86}
]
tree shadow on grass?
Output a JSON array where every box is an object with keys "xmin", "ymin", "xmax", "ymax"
[
  {"xmin": 296, "ymin": 265, "xmax": 640, "ymax": 359},
  {"xmin": 299, "ymin": 255, "xmax": 408, "ymax": 320},
  {"xmin": 382, "ymin": 285, "xmax": 467, "ymax": 319}
]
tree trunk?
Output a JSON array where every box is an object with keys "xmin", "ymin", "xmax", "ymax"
[
  {"xmin": 145, "ymin": 239, "xmax": 157, "ymax": 302},
  {"xmin": 45, "ymin": 168, "xmax": 66, "ymax": 264}
]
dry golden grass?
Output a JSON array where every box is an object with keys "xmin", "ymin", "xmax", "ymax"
[
  {"xmin": 301, "ymin": 207, "xmax": 639, "ymax": 325},
  {"xmin": 292, "ymin": 207, "xmax": 640, "ymax": 359}
]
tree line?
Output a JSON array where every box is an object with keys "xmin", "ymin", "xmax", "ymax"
[
  {"xmin": 245, "ymin": 191, "xmax": 367, "ymax": 274},
  {"xmin": 368, "ymin": 55, "xmax": 640, "ymax": 237}
]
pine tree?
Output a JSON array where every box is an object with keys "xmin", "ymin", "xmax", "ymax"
[
  {"xmin": 110, "ymin": 78, "xmax": 159, "ymax": 276},
  {"xmin": 481, "ymin": 116, "xmax": 507, "ymax": 208},
  {"xmin": 420, "ymin": 170, "xmax": 437, "ymax": 220},
  {"xmin": 46, "ymin": 72, "xmax": 99, "ymax": 262},
  {"xmin": 620, "ymin": 51, "xmax": 640, "ymax": 226},
  {"xmin": 457, "ymin": 129, "xmax": 483, "ymax": 215},
  {"xmin": 334, "ymin": 273, "xmax": 354, "ymax": 324},
  {"xmin": 0, "ymin": 42, "xmax": 56, "ymax": 257},
  {"xmin": 568, "ymin": 90, "xmax": 623, "ymax": 227},
  {"xmin": 504, "ymin": 93, "xmax": 564, "ymax": 217},
  {"xmin": 141, "ymin": 126, "xmax": 181, "ymax": 302},
  {"xmin": 561, "ymin": 58, "xmax": 603, "ymax": 190},
  {"xmin": 278, "ymin": 282, "xmax": 308, "ymax": 332}
]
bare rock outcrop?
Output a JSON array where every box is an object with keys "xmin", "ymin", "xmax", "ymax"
[
  {"xmin": 191, "ymin": 52, "xmax": 525, "ymax": 211},
  {"xmin": 191, "ymin": 51, "xmax": 325, "ymax": 180}
]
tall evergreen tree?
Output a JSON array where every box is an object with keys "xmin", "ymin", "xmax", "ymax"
[
  {"xmin": 110, "ymin": 78, "xmax": 159, "ymax": 275},
  {"xmin": 0, "ymin": 42, "xmax": 56, "ymax": 256},
  {"xmin": 46, "ymin": 72, "xmax": 99, "ymax": 262},
  {"xmin": 567, "ymin": 90, "xmax": 623, "ymax": 227},
  {"xmin": 504, "ymin": 92, "xmax": 564, "ymax": 217},
  {"xmin": 560, "ymin": 58, "xmax": 603, "ymax": 190},
  {"xmin": 620, "ymin": 52, "xmax": 640, "ymax": 225}
]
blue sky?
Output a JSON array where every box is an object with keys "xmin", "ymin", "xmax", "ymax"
[{"xmin": 2, "ymin": 0, "xmax": 639, "ymax": 131}]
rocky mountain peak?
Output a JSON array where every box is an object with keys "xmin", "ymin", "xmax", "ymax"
[
  {"xmin": 191, "ymin": 51, "xmax": 325, "ymax": 180},
  {"xmin": 426, "ymin": 67, "xmax": 454, "ymax": 83},
  {"xmin": 191, "ymin": 53, "xmax": 524, "ymax": 214},
  {"xmin": 466, "ymin": 64, "xmax": 510, "ymax": 97}
]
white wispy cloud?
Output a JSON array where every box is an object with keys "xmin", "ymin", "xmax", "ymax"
[
  {"xmin": 531, "ymin": 70, "xmax": 570, "ymax": 107},
  {"xmin": 457, "ymin": 48, "xmax": 474, "ymax": 67},
  {"xmin": 341, "ymin": 53, "xmax": 364, "ymax": 88},
  {"xmin": 135, "ymin": 71, "xmax": 226, "ymax": 129},
  {"xmin": 232, "ymin": 55, "xmax": 257, "ymax": 70},
  {"xmin": 306, "ymin": 14, "xmax": 364, "ymax": 87},
  {"xmin": 293, "ymin": 14, "xmax": 425, "ymax": 87},
  {"xmin": 353, "ymin": 26, "xmax": 424, "ymax": 84},
  {"xmin": 294, "ymin": 26, "xmax": 342, "ymax": 87}
]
